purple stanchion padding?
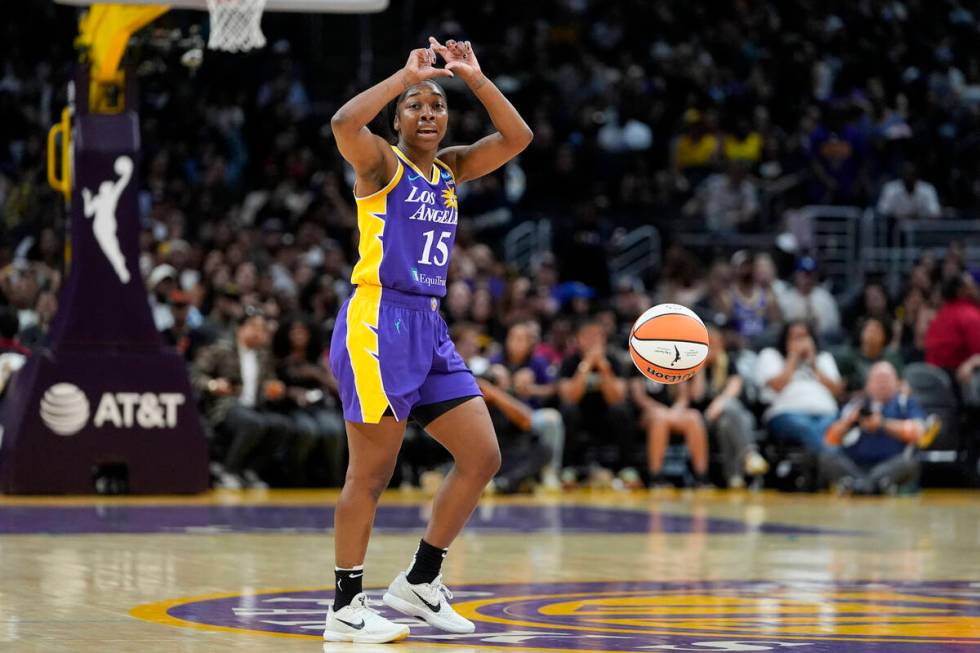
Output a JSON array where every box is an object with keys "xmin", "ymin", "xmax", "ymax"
[{"xmin": 0, "ymin": 73, "xmax": 208, "ymax": 494}]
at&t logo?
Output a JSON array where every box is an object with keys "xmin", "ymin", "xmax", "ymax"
[
  {"xmin": 40, "ymin": 383, "xmax": 90, "ymax": 436},
  {"xmin": 39, "ymin": 384, "xmax": 185, "ymax": 435}
]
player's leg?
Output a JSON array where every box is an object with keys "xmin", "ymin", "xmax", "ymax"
[
  {"xmin": 383, "ymin": 395, "xmax": 497, "ymax": 634},
  {"xmin": 419, "ymin": 397, "xmax": 501, "ymax": 545},
  {"xmin": 324, "ymin": 291, "xmax": 415, "ymax": 643},
  {"xmin": 335, "ymin": 417, "xmax": 408, "ymax": 567},
  {"xmin": 325, "ymin": 416, "xmax": 412, "ymax": 644}
]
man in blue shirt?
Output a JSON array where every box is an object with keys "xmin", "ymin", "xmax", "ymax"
[{"xmin": 821, "ymin": 361, "xmax": 937, "ymax": 494}]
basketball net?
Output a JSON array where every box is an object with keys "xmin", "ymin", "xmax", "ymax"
[{"xmin": 206, "ymin": 0, "xmax": 267, "ymax": 52}]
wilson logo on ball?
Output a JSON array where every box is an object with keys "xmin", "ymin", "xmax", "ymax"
[{"xmin": 629, "ymin": 303, "xmax": 709, "ymax": 384}]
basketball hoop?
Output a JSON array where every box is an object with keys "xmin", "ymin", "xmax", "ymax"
[{"xmin": 206, "ymin": 0, "xmax": 267, "ymax": 52}]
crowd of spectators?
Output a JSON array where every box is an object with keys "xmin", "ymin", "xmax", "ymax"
[{"xmin": 1, "ymin": 2, "xmax": 979, "ymax": 492}]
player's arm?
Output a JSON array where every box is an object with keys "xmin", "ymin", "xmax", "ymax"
[
  {"xmin": 432, "ymin": 38, "xmax": 533, "ymax": 183},
  {"xmin": 331, "ymin": 48, "xmax": 451, "ymax": 190}
]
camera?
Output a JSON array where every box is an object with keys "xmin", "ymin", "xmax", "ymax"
[{"xmin": 858, "ymin": 400, "xmax": 874, "ymax": 418}]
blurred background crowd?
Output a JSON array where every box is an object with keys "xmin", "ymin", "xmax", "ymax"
[{"xmin": 1, "ymin": 0, "xmax": 978, "ymax": 493}]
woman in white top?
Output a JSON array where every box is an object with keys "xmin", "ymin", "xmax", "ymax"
[{"xmin": 755, "ymin": 320, "xmax": 845, "ymax": 451}]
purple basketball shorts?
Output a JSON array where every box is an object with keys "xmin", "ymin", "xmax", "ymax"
[{"xmin": 329, "ymin": 285, "xmax": 480, "ymax": 424}]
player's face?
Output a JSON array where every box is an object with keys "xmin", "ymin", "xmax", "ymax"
[{"xmin": 395, "ymin": 84, "xmax": 448, "ymax": 148}]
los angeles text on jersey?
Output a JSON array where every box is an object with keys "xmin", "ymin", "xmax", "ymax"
[{"xmin": 405, "ymin": 186, "xmax": 458, "ymax": 224}]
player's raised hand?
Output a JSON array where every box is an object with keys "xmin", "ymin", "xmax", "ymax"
[
  {"xmin": 429, "ymin": 37, "xmax": 482, "ymax": 83},
  {"xmin": 403, "ymin": 47, "xmax": 454, "ymax": 86}
]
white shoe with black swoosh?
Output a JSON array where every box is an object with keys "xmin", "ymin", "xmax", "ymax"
[
  {"xmin": 323, "ymin": 593, "xmax": 410, "ymax": 643},
  {"xmin": 382, "ymin": 572, "xmax": 475, "ymax": 633}
]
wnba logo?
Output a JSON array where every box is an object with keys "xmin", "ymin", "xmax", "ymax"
[{"xmin": 39, "ymin": 383, "xmax": 90, "ymax": 436}]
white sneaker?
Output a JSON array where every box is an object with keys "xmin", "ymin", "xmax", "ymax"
[
  {"xmin": 323, "ymin": 593, "xmax": 409, "ymax": 643},
  {"xmin": 383, "ymin": 572, "xmax": 474, "ymax": 634}
]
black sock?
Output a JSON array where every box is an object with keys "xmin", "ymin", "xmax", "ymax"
[
  {"xmin": 333, "ymin": 565, "xmax": 364, "ymax": 610},
  {"xmin": 406, "ymin": 539, "xmax": 447, "ymax": 585}
]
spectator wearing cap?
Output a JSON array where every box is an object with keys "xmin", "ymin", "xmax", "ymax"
[
  {"xmin": 777, "ymin": 257, "xmax": 841, "ymax": 339},
  {"xmin": 877, "ymin": 164, "xmax": 941, "ymax": 221},
  {"xmin": 728, "ymin": 250, "xmax": 782, "ymax": 346},
  {"xmin": 820, "ymin": 361, "xmax": 935, "ymax": 494},
  {"xmin": 755, "ymin": 320, "xmax": 844, "ymax": 451},
  {"xmin": 924, "ymin": 270, "xmax": 980, "ymax": 391},
  {"xmin": 147, "ymin": 264, "xmax": 178, "ymax": 331},
  {"xmin": 191, "ymin": 309, "xmax": 299, "ymax": 488}
]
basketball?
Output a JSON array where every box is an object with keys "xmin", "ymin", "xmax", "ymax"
[{"xmin": 628, "ymin": 303, "xmax": 709, "ymax": 384}]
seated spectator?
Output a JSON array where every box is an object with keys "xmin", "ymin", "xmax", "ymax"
[
  {"xmin": 671, "ymin": 109, "xmax": 721, "ymax": 191},
  {"xmin": 631, "ymin": 374, "xmax": 709, "ymax": 488},
  {"xmin": 835, "ymin": 317, "xmax": 905, "ymax": 396},
  {"xmin": 777, "ymin": 256, "xmax": 841, "ymax": 339},
  {"xmin": 756, "ymin": 320, "xmax": 844, "ymax": 451},
  {"xmin": 191, "ymin": 309, "xmax": 298, "ymax": 488},
  {"xmin": 476, "ymin": 367, "xmax": 556, "ymax": 494},
  {"xmin": 877, "ymin": 164, "xmax": 941, "ymax": 221},
  {"xmin": 147, "ymin": 264, "xmax": 179, "ymax": 331},
  {"xmin": 491, "ymin": 322, "xmax": 563, "ymax": 488},
  {"xmin": 558, "ymin": 320, "xmax": 634, "ymax": 481},
  {"xmin": 693, "ymin": 259, "xmax": 734, "ymax": 326},
  {"xmin": 17, "ymin": 290, "xmax": 56, "ymax": 349},
  {"xmin": 728, "ymin": 249, "xmax": 782, "ymax": 345},
  {"xmin": 491, "ymin": 322, "xmax": 557, "ymax": 407},
  {"xmin": 924, "ymin": 270, "xmax": 980, "ymax": 391},
  {"xmin": 161, "ymin": 290, "xmax": 209, "ymax": 361},
  {"xmin": 273, "ymin": 316, "xmax": 346, "ymax": 487},
  {"xmin": 202, "ymin": 283, "xmax": 244, "ymax": 345},
  {"xmin": 686, "ymin": 162, "xmax": 760, "ymax": 233},
  {"xmin": 820, "ymin": 362, "xmax": 937, "ymax": 494},
  {"xmin": 0, "ymin": 306, "xmax": 29, "ymax": 396},
  {"xmin": 842, "ymin": 280, "xmax": 895, "ymax": 337},
  {"xmin": 690, "ymin": 326, "xmax": 769, "ymax": 488},
  {"xmin": 723, "ymin": 117, "xmax": 763, "ymax": 166}
]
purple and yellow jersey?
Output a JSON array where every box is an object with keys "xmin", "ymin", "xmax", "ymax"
[{"xmin": 350, "ymin": 145, "xmax": 459, "ymax": 298}]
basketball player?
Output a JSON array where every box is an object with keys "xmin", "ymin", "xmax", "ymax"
[{"xmin": 323, "ymin": 38, "xmax": 532, "ymax": 643}]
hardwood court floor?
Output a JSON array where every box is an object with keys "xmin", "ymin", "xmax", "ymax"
[{"xmin": 1, "ymin": 488, "xmax": 979, "ymax": 653}]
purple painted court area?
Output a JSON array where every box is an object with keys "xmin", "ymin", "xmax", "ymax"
[
  {"xmin": 160, "ymin": 580, "xmax": 980, "ymax": 652},
  {"xmin": 0, "ymin": 503, "xmax": 853, "ymax": 536}
]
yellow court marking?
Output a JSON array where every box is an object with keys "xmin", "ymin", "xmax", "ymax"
[
  {"xmin": 129, "ymin": 586, "xmax": 629, "ymax": 653},
  {"xmin": 450, "ymin": 590, "xmax": 980, "ymax": 645}
]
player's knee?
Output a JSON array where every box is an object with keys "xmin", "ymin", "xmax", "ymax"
[
  {"xmin": 345, "ymin": 470, "xmax": 393, "ymax": 502},
  {"xmin": 476, "ymin": 443, "xmax": 502, "ymax": 481}
]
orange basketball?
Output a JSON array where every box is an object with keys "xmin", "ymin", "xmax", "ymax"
[{"xmin": 628, "ymin": 303, "xmax": 709, "ymax": 384}]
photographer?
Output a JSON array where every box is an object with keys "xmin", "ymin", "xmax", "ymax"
[
  {"xmin": 820, "ymin": 361, "xmax": 935, "ymax": 495},
  {"xmin": 475, "ymin": 363, "xmax": 555, "ymax": 494}
]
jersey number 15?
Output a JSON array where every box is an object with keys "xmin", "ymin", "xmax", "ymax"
[{"xmin": 419, "ymin": 230, "xmax": 451, "ymax": 267}]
